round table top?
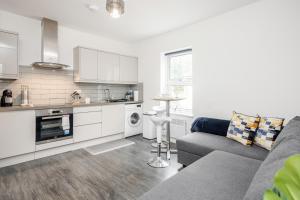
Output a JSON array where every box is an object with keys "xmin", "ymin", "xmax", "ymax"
[{"xmin": 153, "ymin": 96, "xmax": 185, "ymax": 101}]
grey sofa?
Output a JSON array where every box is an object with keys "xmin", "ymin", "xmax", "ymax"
[{"xmin": 139, "ymin": 116, "xmax": 300, "ymax": 200}]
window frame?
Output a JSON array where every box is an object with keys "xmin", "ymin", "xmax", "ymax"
[{"xmin": 164, "ymin": 49, "xmax": 193, "ymax": 115}]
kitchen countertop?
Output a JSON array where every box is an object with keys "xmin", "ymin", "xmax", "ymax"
[{"xmin": 0, "ymin": 101, "xmax": 144, "ymax": 112}]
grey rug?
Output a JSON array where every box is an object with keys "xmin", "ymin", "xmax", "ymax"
[{"xmin": 85, "ymin": 139, "xmax": 135, "ymax": 155}]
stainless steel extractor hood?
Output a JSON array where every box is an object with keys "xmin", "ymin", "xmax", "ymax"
[{"xmin": 32, "ymin": 18, "xmax": 70, "ymax": 69}]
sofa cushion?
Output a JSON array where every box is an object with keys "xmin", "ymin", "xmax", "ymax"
[
  {"xmin": 177, "ymin": 132, "xmax": 268, "ymax": 161},
  {"xmin": 254, "ymin": 117, "xmax": 284, "ymax": 150},
  {"xmin": 243, "ymin": 138, "xmax": 300, "ymax": 200},
  {"xmin": 177, "ymin": 150, "xmax": 202, "ymax": 166},
  {"xmin": 191, "ymin": 117, "xmax": 230, "ymax": 136},
  {"xmin": 243, "ymin": 117, "xmax": 300, "ymax": 200},
  {"xmin": 272, "ymin": 116, "xmax": 300, "ymax": 150},
  {"xmin": 227, "ymin": 112, "xmax": 260, "ymax": 146},
  {"xmin": 139, "ymin": 151, "xmax": 262, "ymax": 200}
]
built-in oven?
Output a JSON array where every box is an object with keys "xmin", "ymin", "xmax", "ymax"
[{"xmin": 35, "ymin": 107, "xmax": 73, "ymax": 144}]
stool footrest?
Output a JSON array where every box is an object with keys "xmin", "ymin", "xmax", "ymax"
[
  {"xmin": 151, "ymin": 142, "xmax": 167, "ymax": 148},
  {"xmin": 147, "ymin": 157, "xmax": 169, "ymax": 168}
]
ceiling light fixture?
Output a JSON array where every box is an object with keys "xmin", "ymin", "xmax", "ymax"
[{"xmin": 106, "ymin": 0, "xmax": 125, "ymax": 18}]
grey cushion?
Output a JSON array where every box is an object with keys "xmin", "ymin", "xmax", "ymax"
[
  {"xmin": 272, "ymin": 116, "xmax": 300, "ymax": 151},
  {"xmin": 177, "ymin": 132, "xmax": 269, "ymax": 161},
  {"xmin": 177, "ymin": 150, "xmax": 202, "ymax": 166},
  {"xmin": 243, "ymin": 118, "xmax": 300, "ymax": 200},
  {"xmin": 139, "ymin": 151, "xmax": 262, "ymax": 200}
]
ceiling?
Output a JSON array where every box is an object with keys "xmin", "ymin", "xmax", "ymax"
[{"xmin": 0, "ymin": 0, "xmax": 260, "ymax": 42}]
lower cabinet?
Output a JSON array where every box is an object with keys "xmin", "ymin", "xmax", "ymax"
[
  {"xmin": 0, "ymin": 104, "xmax": 129, "ymax": 168},
  {"xmin": 73, "ymin": 105, "xmax": 125, "ymax": 141},
  {"xmin": 74, "ymin": 123, "xmax": 102, "ymax": 143},
  {"xmin": 73, "ymin": 110, "xmax": 102, "ymax": 126},
  {"xmin": 102, "ymin": 104, "xmax": 125, "ymax": 137},
  {"xmin": 73, "ymin": 106, "xmax": 102, "ymax": 143},
  {"xmin": 72, "ymin": 104, "xmax": 125, "ymax": 142},
  {"xmin": 0, "ymin": 110, "xmax": 35, "ymax": 159}
]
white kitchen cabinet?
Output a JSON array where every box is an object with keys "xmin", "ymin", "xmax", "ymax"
[
  {"xmin": 98, "ymin": 51, "xmax": 120, "ymax": 82},
  {"xmin": 73, "ymin": 111, "xmax": 102, "ymax": 127},
  {"xmin": 74, "ymin": 124, "xmax": 102, "ymax": 143},
  {"xmin": 73, "ymin": 47, "xmax": 98, "ymax": 82},
  {"xmin": 73, "ymin": 46, "xmax": 138, "ymax": 84},
  {"xmin": 0, "ymin": 111, "xmax": 35, "ymax": 159},
  {"xmin": 102, "ymin": 104, "xmax": 125, "ymax": 137},
  {"xmin": 0, "ymin": 30, "xmax": 18, "ymax": 79},
  {"xmin": 73, "ymin": 106, "xmax": 102, "ymax": 113},
  {"xmin": 73, "ymin": 106, "xmax": 102, "ymax": 143},
  {"xmin": 119, "ymin": 55, "xmax": 138, "ymax": 83}
]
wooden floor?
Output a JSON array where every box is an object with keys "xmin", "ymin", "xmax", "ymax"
[{"xmin": 0, "ymin": 135, "xmax": 182, "ymax": 200}]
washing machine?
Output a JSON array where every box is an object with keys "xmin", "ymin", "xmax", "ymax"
[{"xmin": 125, "ymin": 103, "xmax": 143, "ymax": 138}]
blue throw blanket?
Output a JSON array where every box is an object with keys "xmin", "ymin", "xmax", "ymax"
[{"xmin": 191, "ymin": 117, "xmax": 230, "ymax": 137}]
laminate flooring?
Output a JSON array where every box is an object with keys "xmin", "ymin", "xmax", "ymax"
[{"xmin": 0, "ymin": 135, "xmax": 182, "ymax": 200}]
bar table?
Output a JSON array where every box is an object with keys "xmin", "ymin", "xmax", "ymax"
[{"xmin": 153, "ymin": 96, "xmax": 185, "ymax": 160}]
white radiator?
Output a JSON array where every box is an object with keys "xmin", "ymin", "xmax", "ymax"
[{"xmin": 170, "ymin": 118, "xmax": 187, "ymax": 139}]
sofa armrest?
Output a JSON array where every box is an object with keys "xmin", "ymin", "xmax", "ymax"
[{"xmin": 191, "ymin": 117, "xmax": 230, "ymax": 137}]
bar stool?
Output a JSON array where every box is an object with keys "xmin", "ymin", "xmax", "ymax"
[
  {"xmin": 143, "ymin": 110, "xmax": 157, "ymax": 139},
  {"xmin": 147, "ymin": 116, "xmax": 171, "ymax": 168},
  {"xmin": 151, "ymin": 106, "xmax": 167, "ymax": 148}
]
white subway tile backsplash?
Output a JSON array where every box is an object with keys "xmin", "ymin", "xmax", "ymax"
[
  {"xmin": 49, "ymin": 98, "xmax": 66, "ymax": 105},
  {"xmin": 0, "ymin": 66, "xmax": 140, "ymax": 105}
]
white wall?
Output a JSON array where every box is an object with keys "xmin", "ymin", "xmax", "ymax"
[
  {"xmin": 135, "ymin": 0, "xmax": 300, "ymax": 122},
  {"xmin": 1, "ymin": 0, "xmax": 300, "ymax": 122},
  {"xmin": 0, "ymin": 10, "xmax": 135, "ymax": 67},
  {"xmin": 58, "ymin": 26, "xmax": 135, "ymax": 67}
]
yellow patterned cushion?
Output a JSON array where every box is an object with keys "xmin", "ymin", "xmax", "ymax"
[
  {"xmin": 227, "ymin": 112, "xmax": 260, "ymax": 146},
  {"xmin": 254, "ymin": 117, "xmax": 284, "ymax": 150}
]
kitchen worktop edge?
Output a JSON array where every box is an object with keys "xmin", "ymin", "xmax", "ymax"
[{"xmin": 0, "ymin": 101, "xmax": 144, "ymax": 112}]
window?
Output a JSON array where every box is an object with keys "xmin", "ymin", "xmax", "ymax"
[{"xmin": 163, "ymin": 49, "xmax": 192, "ymax": 115}]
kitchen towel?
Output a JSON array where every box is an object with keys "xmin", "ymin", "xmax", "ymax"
[{"xmin": 62, "ymin": 115, "xmax": 70, "ymax": 130}]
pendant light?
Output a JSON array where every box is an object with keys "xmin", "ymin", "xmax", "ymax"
[{"xmin": 106, "ymin": 0, "xmax": 125, "ymax": 18}]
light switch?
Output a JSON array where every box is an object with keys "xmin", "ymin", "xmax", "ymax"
[{"xmin": 0, "ymin": 64, "xmax": 3, "ymax": 73}]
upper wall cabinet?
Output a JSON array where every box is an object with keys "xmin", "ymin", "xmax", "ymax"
[
  {"xmin": 119, "ymin": 55, "xmax": 138, "ymax": 83},
  {"xmin": 73, "ymin": 47, "xmax": 138, "ymax": 84},
  {"xmin": 0, "ymin": 30, "xmax": 19, "ymax": 80},
  {"xmin": 98, "ymin": 51, "xmax": 120, "ymax": 83},
  {"xmin": 73, "ymin": 47, "xmax": 98, "ymax": 83}
]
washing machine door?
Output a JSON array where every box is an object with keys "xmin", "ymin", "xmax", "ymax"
[{"xmin": 128, "ymin": 112, "xmax": 141, "ymax": 127}]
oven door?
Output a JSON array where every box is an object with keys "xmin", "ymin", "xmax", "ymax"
[{"xmin": 36, "ymin": 114, "xmax": 73, "ymax": 143}]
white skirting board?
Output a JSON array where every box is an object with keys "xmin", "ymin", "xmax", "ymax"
[
  {"xmin": 0, "ymin": 153, "xmax": 35, "ymax": 168},
  {"xmin": 0, "ymin": 133, "xmax": 124, "ymax": 168}
]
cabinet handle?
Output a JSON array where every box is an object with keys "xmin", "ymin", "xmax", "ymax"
[{"xmin": 42, "ymin": 116, "xmax": 63, "ymax": 120}]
